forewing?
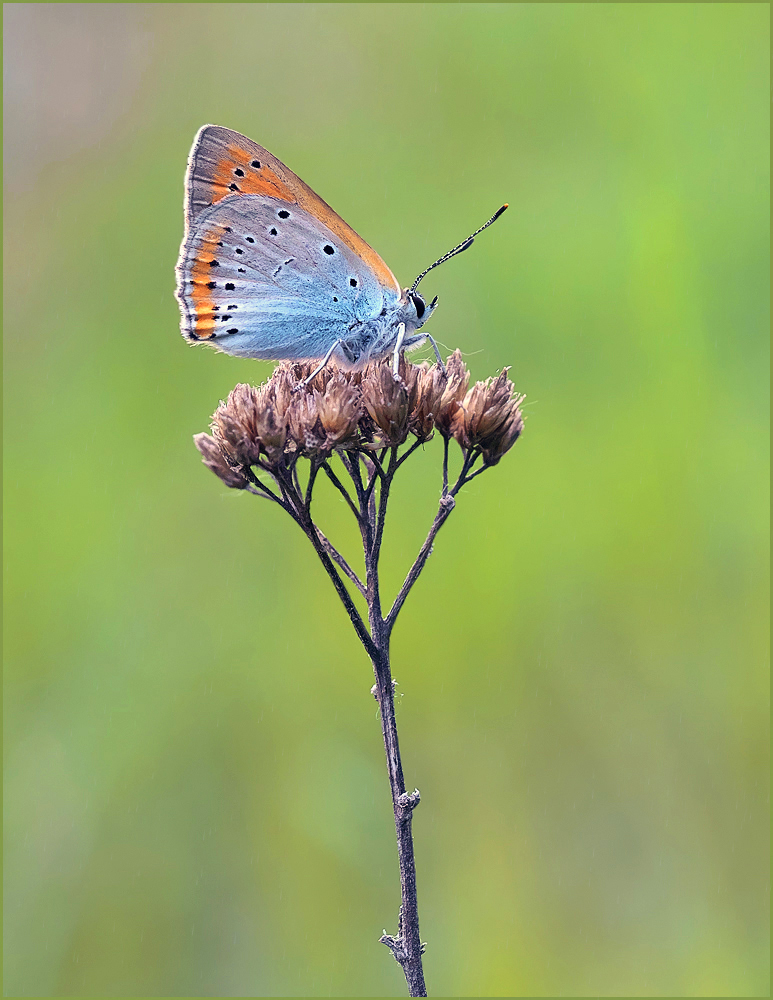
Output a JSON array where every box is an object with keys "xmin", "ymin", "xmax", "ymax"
[
  {"xmin": 176, "ymin": 194, "xmax": 394, "ymax": 360},
  {"xmin": 183, "ymin": 125, "xmax": 401, "ymax": 298}
]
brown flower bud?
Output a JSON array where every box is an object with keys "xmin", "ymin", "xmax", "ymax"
[
  {"xmin": 211, "ymin": 383, "xmax": 263, "ymax": 467},
  {"xmin": 315, "ymin": 374, "xmax": 363, "ymax": 449},
  {"xmin": 480, "ymin": 401, "xmax": 524, "ymax": 466},
  {"xmin": 287, "ymin": 391, "xmax": 323, "ymax": 453},
  {"xmin": 361, "ymin": 362, "xmax": 412, "ymax": 446},
  {"xmin": 433, "ymin": 350, "xmax": 471, "ymax": 436},
  {"xmin": 193, "ymin": 432, "xmax": 248, "ymax": 489},
  {"xmin": 451, "ymin": 368, "xmax": 525, "ymax": 464},
  {"xmin": 253, "ymin": 384, "xmax": 288, "ymax": 461},
  {"xmin": 409, "ymin": 362, "xmax": 445, "ymax": 440}
]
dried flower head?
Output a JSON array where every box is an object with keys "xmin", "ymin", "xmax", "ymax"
[
  {"xmin": 432, "ymin": 349, "xmax": 471, "ymax": 437},
  {"xmin": 361, "ymin": 362, "xmax": 414, "ymax": 447},
  {"xmin": 253, "ymin": 377, "xmax": 291, "ymax": 460},
  {"xmin": 211, "ymin": 383, "xmax": 263, "ymax": 467},
  {"xmin": 451, "ymin": 368, "xmax": 525, "ymax": 465},
  {"xmin": 196, "ymin": 348, "xmax": 523, "ymax": 492},
  {"xmin": 408, "ymin": 363, "xmax": 444, "ymax": 440},
  {"xmin": 286, "ymin": 390, "xmax": 320, "ymax": 452},
  {"xmin": 314, "ymin": 374, "xmax": 363, "ymax": 450},
  {"xmin": 193, "ymin": 432, "xmax": 248, "ymax": 489}
]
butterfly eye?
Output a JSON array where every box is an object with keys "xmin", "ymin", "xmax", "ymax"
[
  {"xmin": 349, "ymin": 278, "xmax": 358, "ymax": 288},
  {"xmin": 410, "ymin": 292, "xmax": 426, "ymax": 319},
  {"xmin": 278, "ymin": 209, "xmax": 290, "ymax": 219},
  {"xmin": 323, "ymin": 245, "xmax": 335, "ymax": 255}
]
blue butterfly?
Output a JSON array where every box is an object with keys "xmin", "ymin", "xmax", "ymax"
[{"xmin": 175, "ymin": 125, "xmax": 506, "ymax": 381}]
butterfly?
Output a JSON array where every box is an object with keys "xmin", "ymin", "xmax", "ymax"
[{"xmin": 175, "ymin": 125, "xmax": 506, "ymax": 382}]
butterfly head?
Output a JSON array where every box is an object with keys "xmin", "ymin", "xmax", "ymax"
[{"xmin": 401, "ymin": 288, "xmax": 438, "ymax": 331}]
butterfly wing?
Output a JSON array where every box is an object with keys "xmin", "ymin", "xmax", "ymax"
[
  {"xmin": 182, "ymin": 124, "xmax": 400, "ymax": 295},
  {"xmin": 177, "ymin": 192, "xmax": 397, "ymax": 360}
]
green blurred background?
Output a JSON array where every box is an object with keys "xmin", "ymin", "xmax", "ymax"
[{"xmin": 3, "ymin": 4, "xmax": 768, "ymax": 996}]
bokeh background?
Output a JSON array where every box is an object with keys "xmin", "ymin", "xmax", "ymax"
[{"xmin": 3, "ymin": 4, "xmax": 769, "ymax": 996}]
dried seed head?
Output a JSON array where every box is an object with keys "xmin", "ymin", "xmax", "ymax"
[
  {"xmin": 196, "ymin": 347, "xmax": 522, "ymax": 485},
  {"xmin": 361, "ymin": 362, "xmax": 412, "ymax": 446},
  {"xmin": 451, "ymin": 368, "xmax": 525, "ymax": 464},
  {"xmin": 433, "ymin": 350, "xmax": 471, "ymax": 436},
  {"xmin": 410, "ymin": 362, "xmax": 445, "ymax": 440},
  {"xmin": 265, "ymin": 365, "xmax": 296, "ymax": 418},
  {"xmin": 253, "ymin": 380, "xmax": 289, "ymax": 461},
  {"xmin": 285, "ymin": 375, "xmax": 363, "ymax": 455},
  {"xmin": 211, "ymin": 383, "xmax": 263, "ymax": 467},
  {"xmin": 481, "ymin": 401, "xmax": 524, "ymax": 466},
  {"xmin": 287, "ymin": 391, "xmax": 322, "ymax": 452},
  {"xmin": 193, "ymin": 432, "xmax": 248, "ymax": 489},
  {"xmin": 314, "ymin": 374, "xmax": 363, "ymax": 450}
]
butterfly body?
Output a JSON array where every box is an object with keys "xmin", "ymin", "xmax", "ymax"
[{"xmin": 176, "ymin": 125, "xmax": 435, "ymax": 368}]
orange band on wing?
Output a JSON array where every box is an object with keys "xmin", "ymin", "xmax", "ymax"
[
  {"xmin": 189, "ymin": 226, "xmax": 224, "ymax": 339},
  {"xmin": 211, "ymin": 144, "xmax": 297, "ymax": 205}
]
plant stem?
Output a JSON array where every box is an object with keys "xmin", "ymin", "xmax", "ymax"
[
  {"xmin": 300, "ymin": 439, "xmax": 481, "ymax": 996},
  {"xmin": 370, "ymin": 622, "xmax": 426, "ymax": 997}
]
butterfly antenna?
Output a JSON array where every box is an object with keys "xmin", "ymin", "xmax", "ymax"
[{"xmin": 411, "ymin": 204, "xmax": 508, "ymax": 292}]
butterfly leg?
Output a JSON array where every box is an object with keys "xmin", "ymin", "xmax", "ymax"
[
  {"xmin": 392, "ymin": 323, "xmax": 406, "ymax": 377},
  {"xmin": 425, "ymin": 334, "xmax": 447, "ymax": 376},
  {"xmin": 298, "ymin": 339, "xmax": 343, "ymax": 389}
]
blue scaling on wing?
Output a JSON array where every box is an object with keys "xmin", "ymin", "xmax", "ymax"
[{"xmin": 178, "ymin": 194, "xmax": 400, "ymax": 361}]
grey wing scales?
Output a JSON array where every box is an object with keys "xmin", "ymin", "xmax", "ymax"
[{"xmin": 176, "ymin": 194, "xmax": 396, "ymax": 361}]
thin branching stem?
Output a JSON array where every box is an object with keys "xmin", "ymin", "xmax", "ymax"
[
  {"xmin": 315, "ymin": 526, "xmax": 367, "ymax": 598},
  {"xmin": 243, "ymin": 466, "xmax": 292, "ymax": 512},
  {"xmin": 321, "ymin": 459, "xmax": 362, "ymax": 521},
  {"xmin": 244, "ymin": 436, "xmax": 488, "ymax": 995},
  {"xmin": 302, "ymin": 507, "xmax": 378, "ymax": 661},
  {"xmin": 292, "ymin": 460, "xmax": 302, "ymax": 498},
  {"xmin": 371, "ymin": 446, "xmax": 398, "ymax": 569},
  {"xmin": 385, "ymin": 447, "xmax": 481, "ymax": 634},
  {"xmin": 305, "ymin": 459, "xmax": 320, "ymax": 509},
  {"xmin": 272, "ymin": 464, "xmax": 306, "ymax": 522},
  {"xmin": 462, "ymin": 463, "xmax": 490, "ymax": 485},
  {"xmin": 385, "ymin": 493, "xmax": 455, "ymax": 635},
  {"xmin": 395, "ymin": 436, "xmax": 424, "ymax": 471},
  {"xmin": 339, "ymin": 451, "xmax": 367, "ymax": 513}
]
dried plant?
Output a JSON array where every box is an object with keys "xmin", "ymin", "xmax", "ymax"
[{"xmin": 194, "ymin": 350, "xmax": 525, "ymax": 997}]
